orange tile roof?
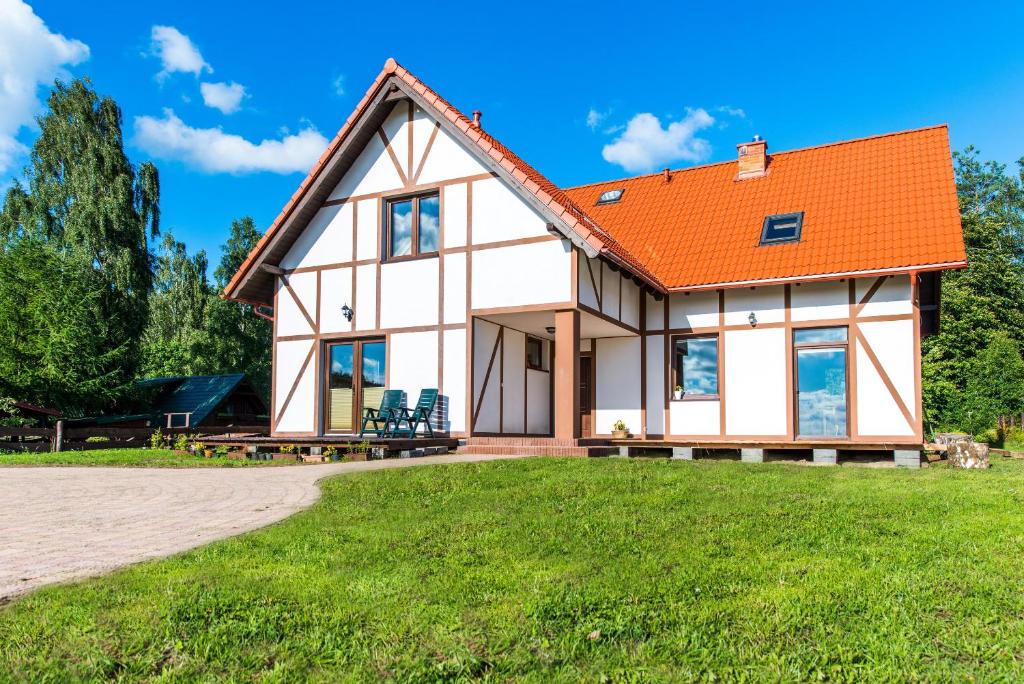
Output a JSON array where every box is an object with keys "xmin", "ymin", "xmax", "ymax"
[{"xmin": 563, "ymin": 125, "xmax": 966, "ymax": 290}]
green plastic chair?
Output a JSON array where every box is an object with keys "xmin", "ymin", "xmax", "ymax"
[
  {"xmin": 359, "ymin": 389, "xmax": 405, "ymax": 437},
  {"xmin": 388, "ymin": 389, "xmax": 438, "ymax": 438}
]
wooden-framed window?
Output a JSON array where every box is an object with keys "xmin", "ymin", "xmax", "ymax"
[
  {"xmin": 793, "ymin": 326, "xmax": 848, "ymax": 438},
  {"xmin": 385, "ymin": 191, "xmax": 439, "ymax": 260},
  {"xmin": 526, "ymin": 335, "xmax": 546, "ymax": 371},
  {"xmin": 672, "ymin": 334, "xmax": 720, "ymax": 399}
]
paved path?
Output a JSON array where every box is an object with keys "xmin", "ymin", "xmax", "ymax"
[{"xmin": 0, "ymin": 453, "xmax": 525, "ymax": 600}]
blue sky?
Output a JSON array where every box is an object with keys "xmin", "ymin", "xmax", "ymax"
[{"xmin": 4, "ymin": 0, "xmax": 1023, "ymax": 271}]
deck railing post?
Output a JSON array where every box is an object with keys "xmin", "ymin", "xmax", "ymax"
[{"xmin": 54, "ymin": 420, "xmax": 64, "ymax": 452}]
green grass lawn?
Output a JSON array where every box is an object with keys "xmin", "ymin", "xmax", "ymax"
[
  {"xmin": 3, "ymin": 457, "xmax": 1024, "ymax": 681},
  {"xmin": 0, "ymin": 448, "xmax": 279, "ymax": 467}
]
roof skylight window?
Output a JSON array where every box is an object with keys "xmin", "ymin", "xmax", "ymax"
[
  {"xmin": 760, "ymin": 212, "xmax": 804, "ymax": 245},
  {"xmin": 596, "ymin": 188, "xmax": 624, "ymax": 205}
]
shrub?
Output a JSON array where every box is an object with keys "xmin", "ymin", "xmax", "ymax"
[
  {"xmin": 346, "ymin": 440, "xmax": 371, "ymax": 458},
  {"xmin": 280, "ymin": 444, "xmax": 298, "ymax": 454},
  {"xmin": 149, "ymin": 430, "xmax": 166, "ymax": 450},
  {"xmin": 215, "ymin": 445, "xmax": 228, "ymax": 457},
  {"xmin": 172, "ymin": 434, "xmax": 189, "ymax": 451},
  {"xmin": 323, "ymin": 446, "xmax": 337, "ymax": 458},
  {"xmin": 961, "ymin": 332, "xmax": 1024, "ymax": 436},
  {"xmin": 84, "ymin": 436, "xmax": 110, "ymax": 444}
]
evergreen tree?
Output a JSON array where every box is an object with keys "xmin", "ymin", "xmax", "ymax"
[{"xmin": 0, "ymin": 78, "xmax": 159, "ymax": 410}]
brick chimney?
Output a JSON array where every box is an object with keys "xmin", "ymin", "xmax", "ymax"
[
  {"xmin": 737, "ymin": 135, "xmax": 767, "ymax": 180},
  {"xmin": 471, "ymin": 110, "xmax": 482, "ymax": 129}
]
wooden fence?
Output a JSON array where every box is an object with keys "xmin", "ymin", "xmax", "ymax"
[{"xmin": 0, "ymin": 422, "xmax": 269, "ymax": 452}]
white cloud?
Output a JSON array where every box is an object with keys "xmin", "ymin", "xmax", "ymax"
[
  {"xmin": 586, "ymin": 108, "xmax": 607, "ymax": 131},
  {"xmin": 149, "ymin": 26, "xmax": 210, "ymax": 80},
  {"xmin": 601, "ymin": 109, "xmax": 715, "ymax": 172},
  {"xmin": 200, "ymin": 81, "xmax": 246, "ymax": 114},
  {"xmin": 332, "ymin": 74, "xmax": 345, "ymax": 97},
  {"xmin": 133, "ymin": 109, "xmax": 328, "ymax": 174},
  {"xmin": 0, "ymin": 0, "xmax": 89, "ymax": 175},
  {"xmin": 716, "ymin": 105, "xmax": 746, "ymax": 118}
]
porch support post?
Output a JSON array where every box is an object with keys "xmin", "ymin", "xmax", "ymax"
[{"xmin": 554, "ymin": 309, "xmax": 581, "ymax": 440}]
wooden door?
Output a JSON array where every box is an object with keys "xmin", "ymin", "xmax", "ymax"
[
  {"xmin": 325, "ymin": 338, "xmax": 386, "ymax": 433},
  {"xmin": 580, "ymin": 354, "xmax": 593, "ymax": 437}
]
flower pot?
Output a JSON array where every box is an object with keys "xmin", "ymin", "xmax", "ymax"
[
  {"xmin": 612, "ymin": 429, "xmax": 629, "ymax": 439},
  {"xmin": 673, "ymin": 391, "xmax": 682, "ymax": 400},
  {"xmin": 271, "ymin": 452, "xmax": 298, "ymax": 462},
  {"xmin": 203, "ymin": 449, "xmax": 214, "ymax": 458}
]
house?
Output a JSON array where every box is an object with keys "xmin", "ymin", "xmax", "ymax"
[
  {"xmin": 75, "ymin": 374, "xmax": 268, "ymax": 429},
  {"xmin": 224, "ymin": 59, "xmax": 966, "ymax": 459}
]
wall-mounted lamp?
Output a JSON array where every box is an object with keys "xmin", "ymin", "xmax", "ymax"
[
  {"xmin": 341, "ymin": 304, "xmax": 354, "ymax": 322},
  {"xmin": 545, "ymin": 326, "xmax": 556, "ymax": 335},
  {"xmin": 748, "ymin": 312, "xmax": 757, "ymax": 327}
]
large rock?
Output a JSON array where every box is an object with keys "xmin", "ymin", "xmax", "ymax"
[{"xmin": 947, "ymin": 441, "xmax": 991, "ymax": 469}]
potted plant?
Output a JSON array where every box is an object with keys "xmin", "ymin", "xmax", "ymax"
[
  {"xmin": 673, "ymin": 385, "xmax": 683, "ymax": 400},
  {"xmin": 323, "ymin": 445, "xmax": 340, "ymax": 462},
  {"xmin": 273, "ymin": 444, "xmax": 299, "ymax": 462},
  {"xmin": 611, "ymin": 420, "xmax": 630, "ymax": 439}
]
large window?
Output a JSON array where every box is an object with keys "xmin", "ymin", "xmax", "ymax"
[
  {"xmin": 326, "ymin": 339, "xmax": 386, "ymax": 432},
  {"xmin": 794, "ymin": 326, "xmax": 848, "ymax": 438},
  {"xmin": 386, "ymin": 192, "xmax": 439, "ymax": 259},
  {"xmin": 673, "ymin": 335, "xmax": 719, "ymax": 399}
]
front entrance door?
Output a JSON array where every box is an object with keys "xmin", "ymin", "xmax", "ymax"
[
  {"xmin": 794, "ymin": 327, "xmax": 848, "ymax": 438},
  {"xmin": 326, "ymin": 339, "xmax": 386, "ymax": 433},
  {"xmin": 580, "ymin": 354, "xmax": 593, "ymax": 437}
]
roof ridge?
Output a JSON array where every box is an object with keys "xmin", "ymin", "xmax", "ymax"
[{"xmin": 563, "ymin": 123, "xmax": 950, "ymax": 192}]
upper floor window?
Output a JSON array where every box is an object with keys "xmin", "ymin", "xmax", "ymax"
[
  {"xmin": 760, "ymin": 212, "xmax": 804, "ymax": 245},
  {"xmin": 526, "ymin": 335, "xmax": 546, "ymax": 371},
  {"xmin": 387, "ymin": 192, "xmax": 439, "ymax": 259}
]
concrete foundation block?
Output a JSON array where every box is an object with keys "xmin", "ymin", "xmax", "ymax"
[
  {"xmin": 309, "ymin": 446, "xmax": 322, "ymax": 456},
  {"xmin": 813, "ymin": 449, "xmax": 838, "ymax": 465},
  {"xmin": 741, "ymin": 448, "xmax": 765, "ymax": 463},
  {"xmin": 612, "ymin": 446, "xmax": 630, "ymax": 458},
  {"xmin": 894, "ymin": 450, "xmax": 921, "ymax": 469},
  {"xmin": 671, "ymin": 447, "xmax": 694, "ymax": 460}
]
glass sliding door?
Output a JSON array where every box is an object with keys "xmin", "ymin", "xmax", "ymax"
[
  {"xmin": 325, "ymin": 338, "xmax": 386, "ymax": 433},
  {"xmin": 327, "ymin": 343, "xmax": 355, "ymax": 432},
  {"xmin": 360, "ymin": 341, "xmax": 386, "ymax": 424},
  {"xmin": 794, "ymin": 327, "xmax": 848, "ymax": 438}
]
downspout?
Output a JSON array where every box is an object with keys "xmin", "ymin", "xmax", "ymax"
[{"xmin": 251, "ymin": 304, "xmax": 274, "ymax": 322}]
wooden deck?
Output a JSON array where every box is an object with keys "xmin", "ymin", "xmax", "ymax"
[
  {"xmin": 202, "ymin": 433, "xmax": 460, "ymax": 456},
  {"xmin": 609, "ymin": 439, "xmax": 923, "ymax": 452}
]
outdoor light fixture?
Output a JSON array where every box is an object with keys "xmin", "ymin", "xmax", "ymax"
[
  {"xmin": 545, "ymin": 326, "xmax": 556, "ymax": 335},
  {"xmin": 748, "ymin": 312, "xmax": 757, "ymax": 327},
  {"xmin": 341, "ymin": 304, "xmax": 353, "ymax": 322}
]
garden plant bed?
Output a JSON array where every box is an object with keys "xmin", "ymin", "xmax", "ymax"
[
  {"xmin": 2, "ymin": 457, "xmax": 1023, "ymax": 679},
  {"xmin": 0, "ymin": 449, "xmax": 289, "ymax": 468}
]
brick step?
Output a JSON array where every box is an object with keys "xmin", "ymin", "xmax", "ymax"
[{"xmin": 457, "ymin": 444, "xmax": 617, "ymax": 457}]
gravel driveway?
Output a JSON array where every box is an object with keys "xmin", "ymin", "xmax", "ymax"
[{"xmin": 0, "ymin": 453, "xmax": 524, "ymax": 600}]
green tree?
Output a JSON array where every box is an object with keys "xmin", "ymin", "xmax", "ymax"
[
  {"xmin": 960, "ymin": 333, "xmax": 1024, "ymax": 436},
  {"xmin": 0, "ymin": 238, "xmax": 128, "ymax": 414},
  {"xmin": 194, "ymin": 217, "xmax": 272, "ymax": 401},
  {"xmin": 0, "ymin": 79, "xmax": 159, "ymax": 411},
  {"xmin": 140, "ymin": 231, "xmax": 211, "ymax": 377},
  {"xmin": 922, "ymin": 147, "xmax": 1024, "ymax": 432}
]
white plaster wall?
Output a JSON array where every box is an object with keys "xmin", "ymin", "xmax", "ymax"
[
  {"xmin": 526, "ymin": 370, "xmax": 550, "ymax": 434},
  {"xmin": 443, "ymin": 328, "xmax": 466, "ymax": 433},
  {"xmin": 472, "ymin": 320, "xmax": 501, "ymax": 433},
  {"xmin": 791, "ymin": 280, "xmax": 848, "ymax": 322},
  {"xmin": 502, "ymin": 329, "xmax": 526, "ymax": 433},
  {"xmin": 645, "ymin": 335, "xmax": 665, "ymax": 435},
  {"xmin": 415, "ymin": 120, "xmax": 488, "ymax": 185},
  {"xmin": 621, "ymin": 279, "xmax": 641, "ymax": 329},
  {"xmin": 354, "ymin": 264, "xmax": 377, "ymax": 331},
  {"xmin": 471, "ymin": 241, "xmax": 571, "ymax": 309},
  {"xmin": 724, "ymin": 285, "xmax": 785, "ymax": 326},
  {"xmin": 319, "ymin": 267, "xmax": 353, "ymax": 334},
  {"xmin": 669, "ymin": 400, "xmax": 720, "ymax": 436},
  {"xmin": 857, "ymin": 275, "xmax": 913, "ymax": 318},
  {"xmin": 594, "ymin": 337, "xmax": 642, "ymax": 435},
  {"xmin": 379, "ymin": 258, "xmax": 439, "ymax": 329},
  {"xmin": 389, "ymin": 331, "xmax": 439, "ymax": 427},
  {"xmin": 280, "ymin": 203, "xmax": 353, "ymax": 269},
  {"xmin": 470, "ymin": 177, "xmax": 549, "ymax": 244},
  {"xmin": 856, "ymin": 319, "xmax": 916, "ymax": 436},
  {"xmin": 327, "ymin": 128, "xmax": 404, "ymax": 201},
  {"xmin": 443, "ymin": 253, "xmax": 466, "ymax": 323},
  {"xmin": 646, "ymin": 293, "xmax": 666, "ymax": 330},
  {"xmin": 724, "ymin": 328, "xmax": 788, "ymax": 435},
  {"xmin": 442, "ymin": 183, "xmax": 468, "ymax": 248},
  {"xmin": 579, "ymin": 256, "xmax": 601, "ymax": 310},
  {"xmin": 601, "ymin": 262, "xmax": 620, "ymax": 320},
  {"xmin": 355, "ymin": 198, "xmax": 378, "ymax": 261},
  {"xmin": 669, "ymin": 291, "xmax": 719, "ymax": 329},
  {"xmin": 380, "ymin": 104, "xmax": 411, "ymax": 181},
  {"xmin": 276, "ymin": 274, "xmax": 316, "ymax": 336},
  {"xmin": 411, "ymin": 106, "xmax": 436, "ymax": 177},
  {"xmin": 273, "ymin": 339, "xmax": 315, "ymax": 433}
]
